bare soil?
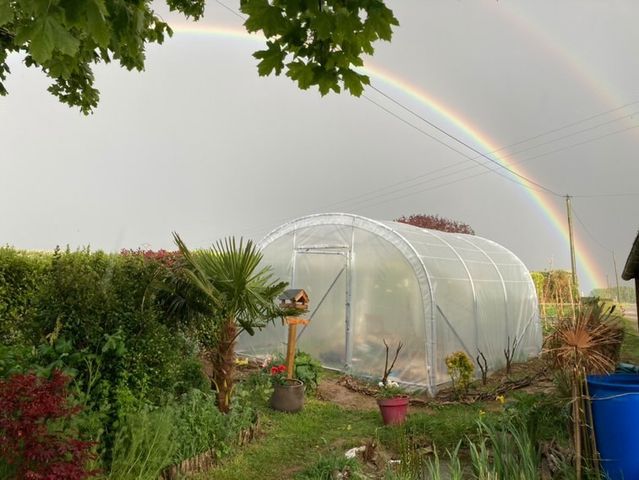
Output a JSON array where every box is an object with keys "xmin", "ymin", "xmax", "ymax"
[{"xmin": 316, "ymin": 357, "xmax": 554, "ymax": 412}]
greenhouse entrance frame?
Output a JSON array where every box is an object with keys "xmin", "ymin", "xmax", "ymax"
[{"xmin": 292, "ymin": 243, "xmax": 355, "ymax": 370}]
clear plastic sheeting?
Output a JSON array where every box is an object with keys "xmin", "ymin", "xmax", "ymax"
[{"xmin": 237, "ymin": 213, "xmax": 541, "ymax": 395}]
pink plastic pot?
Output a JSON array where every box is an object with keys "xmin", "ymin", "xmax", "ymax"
[{"xmin": 377, "ymin": 396, "xmax": 409, "ymax": 425}]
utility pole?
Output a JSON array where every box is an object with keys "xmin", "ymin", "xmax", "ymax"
[
  {"xmin": 565, "ymin": 195, "xmax": 579, "ymax": 293},
  {"xmin": 613, "ymin": 251, "xmax": 622, "ymax": 303}
]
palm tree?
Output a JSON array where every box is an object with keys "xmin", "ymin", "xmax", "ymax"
[{"xmin": 161, "ymin": 233, "xmax": 287, "ymax": 413}]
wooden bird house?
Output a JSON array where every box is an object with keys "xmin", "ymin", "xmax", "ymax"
[{"xmin": 278, "ymin": 288, "xmax": 310, "ymax": 312}]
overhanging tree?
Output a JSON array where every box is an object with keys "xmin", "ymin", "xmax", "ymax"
[{"xmin": 0, "ymin": 0, "xmax": 398, "ymax": 113}]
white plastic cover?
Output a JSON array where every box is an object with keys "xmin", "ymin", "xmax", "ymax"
[{"xmin": 238, "ymin": 213, "xmax": 541, "ymax": 395}]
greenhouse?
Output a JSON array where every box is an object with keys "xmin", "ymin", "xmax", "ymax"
[{"xmin": 238, "ymin": 213, "xmax": 541, "ymax": 394}]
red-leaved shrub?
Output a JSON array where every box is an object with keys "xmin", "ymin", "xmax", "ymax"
[{"xmin": 0, "ymin": 370, "xmax": 98, "ymax": 479}]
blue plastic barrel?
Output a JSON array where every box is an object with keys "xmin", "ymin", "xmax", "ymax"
[{"xmin": 588, "ymin": 374, "xmax": 639, "ymax": 480}]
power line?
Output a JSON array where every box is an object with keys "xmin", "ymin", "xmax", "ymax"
[
  {"xmin": 318, "ymin": 100, "xmax": 639, "ymax": 211},
  {"xmin": 349, "ymin": 125, "xmax": 639, "ymax": 212},
  {"xmin": 568, "ymin": 205, "xmax": 612, "ymax": 252},
  {"xmin": 368, "ymin": 84, "xmax": 563, "ymax": 197},
  {"xmin": 338, "ymin": 111, "xmax": 639, "ymax": 213},
  {"xmin": 214, "ymin": 0, "xmax": 246, "ymax": 20}
]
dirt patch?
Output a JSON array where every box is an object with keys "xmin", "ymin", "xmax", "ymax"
[
  {"xmin": 316, "ymin": 375, "xmax": 379, "ymax": 410},
  {"xmin": 317, "ymin": 357, "xmax": 555, "ymax": 412}
]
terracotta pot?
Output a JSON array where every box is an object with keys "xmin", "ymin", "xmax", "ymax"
[
  {"xmin": 377, "ymin": 396, "xmax": 409, "ymax": 425},
  {"xmin": 270, "ymin": 379, "xmax": 304, "ymax": 413}
]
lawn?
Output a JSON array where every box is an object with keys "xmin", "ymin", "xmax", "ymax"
[{"xmin": 202, "ymin": 400, "xmax": 379, "ymax": 479}]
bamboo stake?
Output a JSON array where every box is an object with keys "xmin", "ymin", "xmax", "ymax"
[
  {"xmin": 573, "ymin": 368, "xmax": 582, "ymax": 480},
  {"xmin": 583, "ymin": 377, "xmax": 601, "ymax": 478}
]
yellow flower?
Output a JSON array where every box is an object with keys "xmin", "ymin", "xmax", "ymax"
[
  {"xmin": 479, "ymin": 410, "xmax": 486, "ymax": 417},
  {"xmin": 496, "ymin": 395, "xmax": 505, "ymax": 404},
  {"xmin": 234, "ymin": 357, "xmax": 249, "ymax": 366}
]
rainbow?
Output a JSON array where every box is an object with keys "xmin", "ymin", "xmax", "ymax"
[{"xmin": 168, "ymin": 22, "xmax": 607, "ymax": 290}]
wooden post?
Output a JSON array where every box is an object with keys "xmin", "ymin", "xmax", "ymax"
[
  {"xmin": 286, "ymin": 322, "xmax": 297, "ymax": 379},
  {"xmin": 284, "ymin": 317, "xmax": 309, "ymax": 379}
]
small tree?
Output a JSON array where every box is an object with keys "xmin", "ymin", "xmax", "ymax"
[
  {"xmin": 157, "ymin": 234, "xmax": 287, "ymax": 413},
  {"xmin": 395, "ymin": 214, "xmax": 475, "ymax": 235},
  {"xmin": 0, "ymin": 370, "xmax": 97, "ymax": 479}
]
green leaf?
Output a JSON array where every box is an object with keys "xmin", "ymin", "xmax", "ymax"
[
  {"xmin": 342, "ymin": 69, "xmax": 368, "ymax": 97},
  {"xmin": 27, "ymin": 16, "xmax": 79, "ymax": 63},
  {"xmin": 253, "ymin": 42, "xmax": 285, "ymax": 76},
  {"xmin": 28, "ymin": 18, "xmax": 55, "ymax": 63},
  {"xmin": 0, "ymin": 0, "xmax": 14, "ymax": 26},
  {"xmin": 311, "ymin": 11, "xmax": 334, "ymax": 41},
  {"xmin": 317, "ymin": 69, "xmax": 339, "ymax": 96},
  {"xmin": 242, "ymin": 0, "xmax": 288, "ymax": 38},
  {"xmin": 86, "ymin": 0, "xmax": 111, "ymax": 48},
  {"xmin": 286, "ymin": 60, "xmax": 314, "ymax": 90},
  {"xmin": 49, "ymin": 17, "xmax": 80, "ymax": 56},
  {"xmin": 365, "ymin": 3, "xmax": 398, "ymax": 42}
]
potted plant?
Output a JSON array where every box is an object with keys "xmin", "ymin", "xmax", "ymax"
[
  {"xmin": 377, "ymin": 340, "xmax": 409, "ymax": 425},
  {"xmin": 267, "ymin": 363, "xmax": 305, "ymax": 413}
]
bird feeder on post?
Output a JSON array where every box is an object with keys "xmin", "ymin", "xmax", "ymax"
[{"xmin": 278, "ymin": 289, "xmax": 310, "ymax": 380}]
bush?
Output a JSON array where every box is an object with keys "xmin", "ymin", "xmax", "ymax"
[
  {"xmin": 445, "ymin": 351, "xmax": 474, "ymax": 396},
  {"xmin": 0, "ymin": 370, "xmax": 98, "ymax": 480},
  {"xmin": 0, "ymin": 248, "xmax": 49, "ymax": 345}
]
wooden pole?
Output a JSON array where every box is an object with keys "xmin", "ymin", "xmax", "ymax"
[
  {"xmin": 566, "ymin": 195, "xmax": 579, "ymax": 293},
  {"xmin": 284, "ymin": 317, "xmax": 309, "ymax": 380},
  {"xmin": 286, "ymin": 322, "xmax": 297, "ymax": 380},
  {"xmin": 612, "ymin": 251, "xmax": 621, "ymax": 303}
]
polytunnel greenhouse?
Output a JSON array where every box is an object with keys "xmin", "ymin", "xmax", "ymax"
[{"xmin": 238, "ymin": 213, "xmax": 541, "ymax": 394}]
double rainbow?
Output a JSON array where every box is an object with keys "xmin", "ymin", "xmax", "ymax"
[{"xmin": 169, "ymin": 22, "xmax": 607, "ymax": 290}]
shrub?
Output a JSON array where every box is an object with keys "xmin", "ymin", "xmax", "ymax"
[
  {"xmin": 0, "ymin": 370, "xmax": 97, "ymax": 480},
  {"xmin": 0, "ymin": 248, "xmax": 49, "ymax": 345},
  {"xmin": 445, "ymin": 351, "xmax": 474, "ymax": 396}
]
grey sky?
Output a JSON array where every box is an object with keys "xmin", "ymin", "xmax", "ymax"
[{"xmin": 1, "ymin": 0, "xmax": 638, "ymax": 294}]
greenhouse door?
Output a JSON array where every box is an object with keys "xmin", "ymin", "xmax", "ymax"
[{"xmin": 292, "ymin": 246, "xmax": 352, "ymax": 370}]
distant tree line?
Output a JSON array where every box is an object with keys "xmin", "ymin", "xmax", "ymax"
[
  {"xmin": 591, "ymin": 286, "xmax": 636, "ymax": 303},
  {"xmin": 395, "ymin": 214, "xmax": 475, "ymax": 235},
  {"xmin": 531, "ymin": 270, "xmax": 577, "ymax": 305}
]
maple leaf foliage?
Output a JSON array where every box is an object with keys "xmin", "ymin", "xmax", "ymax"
[
  {"xmin": 241, "ymin": 0, "xmax": 398, "ymax": 97},
  {"xmin": 0, "ymin": 0, "xmax": 397, "ymax": 113}
]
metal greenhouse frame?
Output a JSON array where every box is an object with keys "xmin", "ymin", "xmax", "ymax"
[{"xmin": 238, "ymin": 213, "xmax": 541, "ymax": 395}]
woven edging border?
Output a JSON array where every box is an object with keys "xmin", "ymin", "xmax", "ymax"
[{"xmin": 160, "ymin": 413, "xmax": 260, "ymax": 479}]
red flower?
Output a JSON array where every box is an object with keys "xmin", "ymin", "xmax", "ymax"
[
  {"xmin": 270, "ymin": 367, "xmax": 278, "ymax": 375},
  {"xmin": 278, "ymin": 365, "xmax": 287, "ymax": 373}
]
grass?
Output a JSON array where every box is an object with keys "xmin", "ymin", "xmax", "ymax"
[
  {"xmin": 378, "ymin": 403, "xmax": 491, "ymax": 452},
  {"xmin": 201, "ymin": 399, "xmax": 379, "ymax": 480},
  {"xmin": 620, "ymin": 318, "xmax": 639, "ymax": 364},
  {"xmin": 201, "ymin": 394, "xmax": 497, "ymax": 479}
]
